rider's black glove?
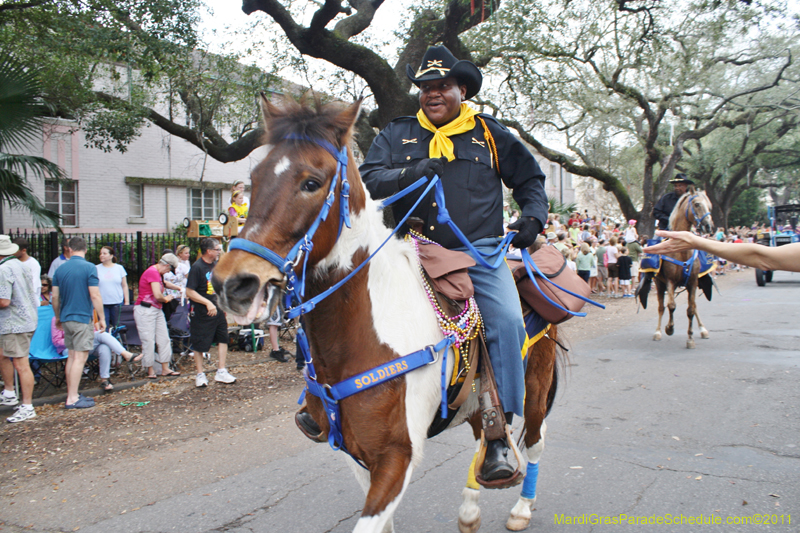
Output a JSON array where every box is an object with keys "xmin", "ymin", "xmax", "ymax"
[
  {"xmin": 398, "ymin": 157, "xmax": 447, "ymax": 189},
  {"xmin": 508, "ymin": 217, "xmax": 543, "ymax": 250}
]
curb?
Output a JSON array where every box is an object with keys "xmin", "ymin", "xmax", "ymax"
[{"xmin": 0, "ymin": 355, "xmax": 297, "ymax": 414}]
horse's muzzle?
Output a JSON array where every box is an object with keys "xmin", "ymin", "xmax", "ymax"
[{"xmin": 212, "ymin": 273, "xmax": 281, "ymax": 325}]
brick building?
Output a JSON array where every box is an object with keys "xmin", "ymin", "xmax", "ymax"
[{"xmin": 2, "ymin": 118, "xmax": 268, "ymax": 233}]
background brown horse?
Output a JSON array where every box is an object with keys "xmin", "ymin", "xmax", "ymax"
[
  {"xmin": 652, "ymin": 189, "xmax": 714, "ymax": 348},
  {"xmin": 211, "ymin": 95, "xmax": 561, "ymax": 532}
]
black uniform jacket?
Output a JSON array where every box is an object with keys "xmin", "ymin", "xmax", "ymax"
[
  {"xmin": 653, "ymin": 192, "xmax": 680, "ymax": 230},
  {"xmin": 359, "ymin": 114, "xmax": 548, "ymax": 250}
]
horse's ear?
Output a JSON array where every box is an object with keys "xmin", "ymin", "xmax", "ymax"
[
  {"xmin": 260, "ymin": 92, "xmax": 284, "ymax": 127},
  {"xmin": 688, "ymin": 185, "xmax": 696, "ymax": 194},
  {"xmin": 333, "ymin": 99, "xmax": 363, "ymax": 142}
]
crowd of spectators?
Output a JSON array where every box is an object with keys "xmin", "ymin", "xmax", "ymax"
[
  {"xmin": 0, "ymin": 198, "xmax": 306, "ymax": 422},
  {"xmin": 0, "ymin": 232, "xmax": 252, "ymax": 421},
  {"xmin": 508, "ymin": 208, "xmax": 649, "ymax": 299}
]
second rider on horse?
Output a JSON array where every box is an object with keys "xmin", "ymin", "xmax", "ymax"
[{"xmin": 358, "ymin": 45, "xmax": 549, "ymax": 483}]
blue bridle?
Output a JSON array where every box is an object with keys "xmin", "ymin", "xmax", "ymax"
[
  {"xmin": 228, "ymin": 134, "xmax": 456, "ymax": 465},
  {"xmin": 686, "ymin": 194, "xmax": 711, "ymax": 228},
  {"xmin": 228, "ymin": 133, "xmax": 351, "ymax": 305}
]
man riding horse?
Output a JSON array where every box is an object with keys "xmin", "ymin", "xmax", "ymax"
[
  {"xmin": 357, "ymin": 45, "xmax": 548, "ymax": 483},
  {"xmin": 653, "ymin": 174, "xmax": 694, "ymax": 230}
]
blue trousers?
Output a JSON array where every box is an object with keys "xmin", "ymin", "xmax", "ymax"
[
  {"xmin": 104, "ymin": 304, "xmax": 121, "ymax": 331},
  {"xmin": 454, "ymin": 237, "xmax": 527, "ymax": 417}
]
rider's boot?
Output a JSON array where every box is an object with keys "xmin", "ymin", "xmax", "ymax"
[
  {"xmin": 480, "ymin": 413, "xmax": 515, "ymax": 481},
  {"xmin": 295, "ymin": 410, "xmax": 326, "ymax": 443},
  {"xmin": 481, "ymin": 438, "xmax": 515, "ymax": 481}
]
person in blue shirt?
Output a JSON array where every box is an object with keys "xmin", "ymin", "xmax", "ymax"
[{"xmin": 52, "ymin": 237, "xmax": 105, "ymax": 409}]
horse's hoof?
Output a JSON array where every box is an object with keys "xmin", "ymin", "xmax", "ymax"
[
  {"xmin": 665, "ymin": 326, "xmax": 674, "ymax": 336},
  {"xmin": 458, "ymin": 488, "xmax": 481, "ymax": 533},
  {"xmin": 506, "ymin": 497, "xmax": 534, "ymax": 531},
  {"xmin": 686, "ymin": 339, "xmax": 696, "ymax": 349},
  {"xmin": 653, "ymin": 332, "xmax": 661, "ymax": 341},
  {"xmin": 458, "ymin": 516, "xmax": 481, "ymax": 533},
  {"xmin": 700, "ymin": 328, "xmax": 709, "ymax": 339},
  {"xmin": 505, "ymin": 516, "xmax": 530, "ymax": 531}
]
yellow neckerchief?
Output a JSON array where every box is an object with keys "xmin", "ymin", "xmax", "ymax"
[
  {"xmin": 231, "ymin": 202, "xmax": 248, "ymax": 218},
  {"xmin": 417, "ymin": 103, "xmax": 478, "ymax": 161}
]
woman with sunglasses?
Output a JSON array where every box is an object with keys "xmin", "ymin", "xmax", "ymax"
[{"xmin": 40, "ymin": 275, "xmax": 53, "ymax": 306}]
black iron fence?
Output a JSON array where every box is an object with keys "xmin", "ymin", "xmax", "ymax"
[{"xmin": 7, "ymin": 230, "xmax": 200, "ymax": 289}]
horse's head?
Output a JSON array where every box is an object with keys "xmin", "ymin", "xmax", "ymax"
[
  {"xmin": 211, "ymin": 94, "xmax": 365, "ymax": 324},
  {"xmin": 671, "ymin": 187, "xmax": 714, "ymax": 235}
]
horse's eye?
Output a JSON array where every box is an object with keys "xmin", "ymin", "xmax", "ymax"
[{"xmin": 301, "ymin": 179, "xmax": 322, "ymax": 193}]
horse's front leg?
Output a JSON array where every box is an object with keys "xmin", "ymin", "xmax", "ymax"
[
  {"xmin": 665, "ymin": 281, "xmax": 677, "ymax": 337},
  {"xmin": 458, "ymin": 439, "xmax": 483, "ymax": 533},
  {"xmin": 686, "ymin": 284, "xmax": 697, "ymax": 349},
  {"xmin": 507, "ymin": 329, "xmax": 557, "ymax": 531},
  {"xmin": 654, "ymin": 279, "xmax": 666, "ymax": 341},
  {"xmin": 506, "ymin": 420, "xmax": 547, "ymax": 531},
  {"xmin": 695, "ymin": 310, "xmax": 710, "ymax": 339},
  {"xmin": 352, "ymin": 443, "xmax": 413, "ymax": 533},
  {"xmin": 460, "ymin": 413, "xmax": 485, "ymax": 533}
]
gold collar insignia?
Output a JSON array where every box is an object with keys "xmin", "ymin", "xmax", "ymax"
[
  {"xmin": 471, "ymin": 137, "xmax": 486, "ymax": 148},
  {"xmin": 402, "ymin": 138, "xmax": 418, "ymax": 144}
]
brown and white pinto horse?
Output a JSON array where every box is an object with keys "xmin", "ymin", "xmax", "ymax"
[
  {"xmin": 651, "ymin": 190, "xmax": 715, "ymax": 348},
  {"xmin": 212, "ymin": 95, "xmax": 560, "ymax": 532}
]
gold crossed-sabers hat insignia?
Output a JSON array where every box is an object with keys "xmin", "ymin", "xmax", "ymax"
[
  {"xmin": 402, "ymin": 138, "xmax": 418, "ymax": 144},
  {"xmin": 471, "ymin": 137, "xmax": 486, "ymax": 148},
  {"xmin": 416, "ymin": 59, "xmax": 450, "ymax": 78}
]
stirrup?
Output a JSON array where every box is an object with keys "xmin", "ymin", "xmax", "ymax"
[{"xmin": 473, "ymin": 426, "xmax": 525, "ymax": 489}]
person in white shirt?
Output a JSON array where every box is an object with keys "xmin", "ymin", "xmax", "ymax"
[
  {"xmin": 47, "ymin": 239, "xmax": 71, "ymax": 278},
  {"xmin": 95, "ymin": 246, "xmax": 129, "ymax": 330},
  {"xmin": 623, "ymin": 220, "xmax": 638, "ymax": 244},
  {"xmin": 12, "ymin": 238, "xmax": 41, "ymax": 297}
]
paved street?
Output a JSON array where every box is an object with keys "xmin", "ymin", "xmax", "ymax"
[{"xmin": 4, "ymin": 270, "xmax": 799, "ymax": 532}]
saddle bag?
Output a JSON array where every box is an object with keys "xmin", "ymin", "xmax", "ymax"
[{"xmin": 510, "ymin": 246, "xmax": 591, "ymax": 324}]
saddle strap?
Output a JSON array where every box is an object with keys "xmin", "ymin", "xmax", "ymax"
[
  {"xmin": 477, "ymin": 335, "xmax": 507, "ymax": 442},
  {"xmin": 447, "ymin": 333, "xmax": 481, "ymax": 411}
]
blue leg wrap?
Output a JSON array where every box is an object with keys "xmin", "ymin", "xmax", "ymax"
[{"xmin": 521, "ymin": 462, "xmax": 539, "ymax": 499}]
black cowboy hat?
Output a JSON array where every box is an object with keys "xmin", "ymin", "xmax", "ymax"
[
  {"xmin": 406, "ymin": 45, "xmax": 482, "ymax": 100},
  {"xmin": 669, "ymin": 173, "xmax": 694, "ymax": 185}
]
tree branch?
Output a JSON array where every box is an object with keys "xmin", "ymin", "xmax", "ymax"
[
  {"xmin": 243, "ymin": 0, "xmax": 414, "ymax": 127},
  {"xmin": 94, "ymin": 91, "xmax": 264, "ymax": 162},
  {"xmin": 333, "ymin": 0, "xmax": 386, "ymax": 39},
  {"xmin": 499, "ymin": 117, "xmax": 639, "ymax": 219}
]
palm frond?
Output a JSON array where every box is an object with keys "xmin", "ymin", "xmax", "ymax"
[
  {"xmin": 0, "ymin": 52, "xmax": 51, "ymax": 151},
  {"xmin": 0, "ymin": 167, "xmax": 61, "ymax": 227}
]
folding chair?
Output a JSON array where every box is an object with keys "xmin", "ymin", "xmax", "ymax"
[
  {"xmin": 28, "ymin": 305, "xmax": 68, "ymax": 398},
  {"xmin": 168, "ymin": 302, "xmax": 192, "ymax": 369},
  {"xmin": 116, "ymin": 304, "xmax": 144, "ymax": 377},
  {"xmin": 279, "ymin": 316, "xmax": 298, "ymax": 342}
]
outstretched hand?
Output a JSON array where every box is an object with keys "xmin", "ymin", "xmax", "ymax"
[{"xmin": 642, "ymin": 230, "xmax": 698, "ymax": 254}]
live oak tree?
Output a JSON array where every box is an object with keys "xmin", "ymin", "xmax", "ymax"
[
  {"xmin": 685, "ymin": 109, "xmax": 800, "ymax": 228},
  {"xmin": 0, "ymin": 0, "xmax": 273, "ymax": 163},
  {"xmin": 3, "ymin": 0, "xmax": 797, "ymax": 232},
  {"xmin": 462, "ymin": 0, "xmax": 799, "ymax": 231}
]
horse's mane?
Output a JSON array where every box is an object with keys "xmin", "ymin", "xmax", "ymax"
[{"xmin": 262, "ymin": 93, "xmax": 355, "ymax": 150}]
